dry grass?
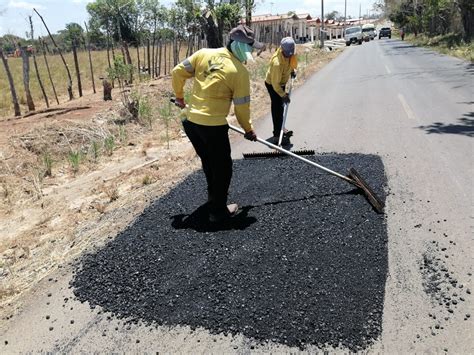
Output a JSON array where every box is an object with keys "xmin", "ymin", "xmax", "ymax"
[
  {"xmin": 404, "ymin": 33, "xmax": 473, "ymax": 62},
  {"xmin": 0, "ymin": 43, "xmax": 183, "ymax": 118}
]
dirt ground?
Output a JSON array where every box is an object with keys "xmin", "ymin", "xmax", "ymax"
[{"xmin": 0, "ymin": 45, "xmax": 340, "ymax": 316}]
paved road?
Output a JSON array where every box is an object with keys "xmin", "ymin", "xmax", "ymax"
[{"xmin": 2, "ymin": 40, "xmax": 473, "ymax": 353}]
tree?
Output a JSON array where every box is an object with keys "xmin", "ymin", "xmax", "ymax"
[
  {"xmin": 325, "ymin": 10, "xmax": 341, "ymax": 21},
  {"xmin": 87, "ymin": 0, "xmax": 139, "ymax": 44},
  {"xmin": 240, "ymin": 0, "xmax": 257, "ymax": 26},
  {"xmin": 201, "ymin": 0, "xmax": 242, "ymax": 48}
]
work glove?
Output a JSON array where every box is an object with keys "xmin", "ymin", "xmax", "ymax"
[
  {"xmin": 291, "ymin": 70, "xmax": 297, "ymax": 79},
  {"xmin": 282, "ymin": 94, "xmax": 291, "ymax": 104},
  {"xmin": 175, "ymin": 97, "xmax": 186, "ymax": 109},
  {"xmin": 244, "ymin": 130, "xmax": 257, "ymax": 142}
]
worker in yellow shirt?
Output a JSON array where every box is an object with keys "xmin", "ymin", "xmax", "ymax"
[
  {"xmin": 172, "ymin": 25, "xmax": 263, "ymax": 223},
  {"xmin": 265, "ymin": 37, "xmax": 298, "ymax": 145}
]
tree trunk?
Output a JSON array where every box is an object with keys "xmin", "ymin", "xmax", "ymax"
[
  {"xmin": 72, "ymin": 43, "xmax": 83, "ymax": 97},
  {"xmin": 0, "ymin": 48, "xmax": 21, "ymax": 116},
  {"xmin": 201, "ymin": 11, "xmax": 221, "ymax": 48},
  {"xmin": 20, "ymin": 46, "xmax": 35, "ymax": 111},
  {"xmin": 34, "ymin": 8, "xmax": 73, "ymax": 100},
  {"xmin": 84, "ymin": 22, "xmax": 96, "ymax": 94},
  {"xmin": 40, "ymin": 37, "xmax": 59, "ymax": 105},
  {"xmin": 459, "ymin": 1, "xmax": 474, "ymax": 41}
]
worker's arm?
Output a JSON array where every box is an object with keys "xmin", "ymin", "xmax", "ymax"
[
  {"xmin": 172, "ymin": 51, "xmax": 200, "ymax": 99},
  {"xmin": 233, "ymin": 70, "xmax": 253, "ymax": 133},
  {"xmin": 269, "ymin": 62, "xmax": 286, "ymax": 97}
]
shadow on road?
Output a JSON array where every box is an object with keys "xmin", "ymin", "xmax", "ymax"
[
  {"xmin": 71, "ymin": 154, "xmax": 388, "ymax": 351},
  {"xmin": 171, "ymin": 204, "xmax": 257, "ymax": 232},
  {"xmin": 417, "ymin": 112, "xmax": 474, "ymax": 137}
]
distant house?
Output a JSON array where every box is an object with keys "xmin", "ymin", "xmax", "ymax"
[
  {"xmin": 242, "ymin": 13, "xmax": 366, "ymax": 44},
  {"xmin": 241, "ymin": 13, "xmax": 313, "ymax": 44}
]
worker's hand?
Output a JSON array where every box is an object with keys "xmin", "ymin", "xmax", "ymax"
[
  {"xmin": 175, "ymin": 97, "xmax": 186, "ymax": 109},
  {"xmin": 282, "ymin": 94, "xmax": 291, "ymax": 104},
  {"xmin": 244, "ymin": 130, "xmax": 257, "ymax": 141},
  {"xmin": 291, "ymin": 70, "xmax": 297, "ymax": 79}
]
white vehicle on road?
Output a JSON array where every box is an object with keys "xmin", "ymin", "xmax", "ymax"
[
  {"xmin": 344, "ymin": 26, "xmax": 363, "ymax": 46},
  {"xmin": 362, "ymin": 24, "xmax": 376, "ymax": 40}
]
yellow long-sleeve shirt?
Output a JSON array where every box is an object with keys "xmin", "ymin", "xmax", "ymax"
[
  {"xmin": 265, "ymin": 48, "xmax": 296, "ymax": 97},
  {"xmin": 172, "ymin": 48, "xmax": 253, "ymax": 132}
]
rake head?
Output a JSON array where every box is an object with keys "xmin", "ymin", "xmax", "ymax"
[
  {"xmin": 348, "ymin": 167, "xmax": 385, "ymax": 214},
  {"xmin": 243, "ymin": 150, "xmax": 315, "ymax": 159}
]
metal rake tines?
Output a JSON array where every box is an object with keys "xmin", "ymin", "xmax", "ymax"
[{"xmin": 243, "ymin": 150, "xmax": 315, "ymax": 159}]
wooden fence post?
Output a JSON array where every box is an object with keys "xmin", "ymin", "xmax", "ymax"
[
  {"xmin": 20, "ymin": 45, "xmax": 35, "ymax": 111},
  {"xmin": 163, "ymin": 40, "xmax": 167, "ymax": 75},
  {"xmin": 34, "ymin": 8, "xmax": 73, "ymax": 100},
  {"xmin": 84, "ymin": 22, "xmax": 96, "ymax": 94},
  {"xmin": 158, "ymin": 40, "xmax": 162, "ymax": 77},
  {"xmin": 0, "ymin": 48, "xmax": 21, "ymax": 116},
  {"xmin": 147, "ymin": 38, "xmax": 151, "ymax": 77},
  {"xmin": 29, "ymin": 16, "xmax": 49, "ymax": 108},
  {"xmin": 72, "ymin": 43, "xmax": 83, "ymax": 97},
  {"xmin": 40, "ymin": 37, "xmax": 59, "ymax": 105}
]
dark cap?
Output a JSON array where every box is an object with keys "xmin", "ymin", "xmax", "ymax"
[
  {"xmin": 229, "ymin": 25, "xmax": 265, "ymax": 50},
  {"xmin": 281, "ymin": 37, "xmax": 295, "ymax": 56}
]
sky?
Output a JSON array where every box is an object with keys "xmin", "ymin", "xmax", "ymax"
[{"xmin": 0, "ymin": 0, "xmax": 378, "ymax": 37}]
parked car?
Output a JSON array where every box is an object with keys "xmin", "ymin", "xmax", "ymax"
[
  {"xmin": 344, "ymin": 26, "xmax": 363, "ymax": 46},
  {"xmin": 362, "ymin": 24, "xmax": 376, "ymax": 40},
  {"xmin": 379, "ymin": 27, "xmax": 392, "ymax": 39}
]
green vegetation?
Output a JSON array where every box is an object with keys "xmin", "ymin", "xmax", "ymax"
[
  {"xmin": 89, "ymin": 140, "xmax": 101, "ymax": 162},
  {"xmin": 104, "ymin": 135, "xmax": 116, "ymax": 156},
  {"xmin": 384, "ymin": 0, "xmax": 473, "ymax": 43},
  {"xmin": 42, "ymin": 151, "xmax": 53, "ymax": 177},
  {"xmin": 68, "ymin": 150, "xmax": 83, "ymax": 174},
  {"xmin": 407, "ymin": 33, "xmax": 473, "ymax": 62}
]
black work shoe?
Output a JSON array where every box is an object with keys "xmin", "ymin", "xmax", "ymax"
[
  {"xmin": 209, "ymin": 204, "xmax": 239, "ymax": 223},
  {"xmin": 283, "ymin": 130, "xmax": 293, "ymax": 138},
  {"xmin": 268, "ymin": 136, "xmax": 279, "ymax": 145},
  {"xmin": 281, "ymin": 136, "xmax": 291, "ymax": 146}
]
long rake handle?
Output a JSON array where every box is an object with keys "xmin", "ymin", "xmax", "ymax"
[
  {"xmin": 230, "ymin": 124, "xmax": 354, "ymax": 184},
  {"xmin": 277, "ymin": 78, "xmax": 295, "ymax": 147}
]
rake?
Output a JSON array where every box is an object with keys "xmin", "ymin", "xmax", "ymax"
[{"xmin": 230, "ymin": 124, "xmax": 384, "ymax": 214}]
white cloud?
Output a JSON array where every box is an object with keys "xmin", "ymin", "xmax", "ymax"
[{"xmin": 8, "ymin": 1, "xmax": 45, "ymax": 10}]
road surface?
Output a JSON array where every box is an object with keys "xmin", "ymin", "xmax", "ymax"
[{"xmin": 2, "ymin": 39, "xmax": 473, "ymax": 353}]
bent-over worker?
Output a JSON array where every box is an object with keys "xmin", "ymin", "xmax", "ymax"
[
  {"xmin": 172, "ymin": 25, "xmax": 263, "ymax": 223},
  {"xmin": 265, "ymin": 37, "xmax": 298, "ymax": 145}
]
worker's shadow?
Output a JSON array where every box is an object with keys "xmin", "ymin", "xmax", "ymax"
[{"xmin": 171, "ymin": 204, "xmax": 257, "ymax": 232}]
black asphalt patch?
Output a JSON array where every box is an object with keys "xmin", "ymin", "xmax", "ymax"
[{"xmin": 71, "ymin": 153, "xmax": 388, "ymax": 351}]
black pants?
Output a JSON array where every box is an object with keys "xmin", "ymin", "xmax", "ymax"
[
  {"xmin": 265, "ymin": 81, "xmax": 286, "ymax": 137},
  {"xmin": 182, "ymin": 119, "xmax": 232, "ymax": 215}
]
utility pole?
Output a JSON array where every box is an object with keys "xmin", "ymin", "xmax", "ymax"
[
  {"xmin": 344, "ymin": 0, "xmax": 347, "ymax": 32},
  {"xmin": 320, "ymin": 0, "xmax": 324, "ymax": 48}
]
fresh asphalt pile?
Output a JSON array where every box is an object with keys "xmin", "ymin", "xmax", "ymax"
[{"xmin": 71, "ymin": 153, "xmax": 388, "ymax": 351}]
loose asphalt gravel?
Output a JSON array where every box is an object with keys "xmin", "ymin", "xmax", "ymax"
[{"xmin": 71, "ymin": 153, "xmax": 388, "ymax": 351}]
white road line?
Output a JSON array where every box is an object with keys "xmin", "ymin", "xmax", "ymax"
[
  {"xmin": 385, "ymin": 64, "xmax": 391, "ymax": 74},
  {"xmin": 397, "ymin": 93, "xmax": 417, "ymax": 121}
]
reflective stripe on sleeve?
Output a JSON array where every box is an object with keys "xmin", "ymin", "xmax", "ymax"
[
  {"xmin": 182, "ymin": 59, "xmax": 194, "ymax": 74},
  {"xmin": 233, "ymin": 96, "xmax": 250, "ymax": 105}
]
